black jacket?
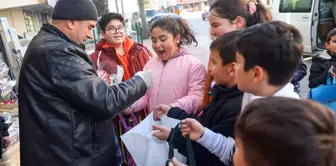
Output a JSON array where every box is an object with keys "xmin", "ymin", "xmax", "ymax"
[
  {"xmin": 19, "ymin": 24, "xmax": 147, "ymax": 166},
  {"xmin": 291, "ymin": 57, "xmax": 307, "ymax": 93},
  {"xmin": 167, "ymin": 85, "xmax": 243, "ymax": 166},
  {"xmin": 309, "ymin": 51, "xmax": 336, "ymax": 89}
]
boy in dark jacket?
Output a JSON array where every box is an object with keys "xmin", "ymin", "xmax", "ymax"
[
  {"xmin": 152, "ymin": 31, "xmax": 243, "ymax": 166},
  {"xmin": 291, "ymin": 57, "xmax": 307, "ymax": 96},
  {"xmin": 309, "ymin": 28, "xmax": 336, "ymax": 88}
]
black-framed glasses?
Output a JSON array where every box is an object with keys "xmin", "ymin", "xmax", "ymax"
[{"xmin": 106, "ymin": 26, "xmax": 125, "ymax": 33}]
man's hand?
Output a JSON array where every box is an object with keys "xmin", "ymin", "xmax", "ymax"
[
  {"xmin": 135, "ymin": 70, "xmax": 153, "ymax": 88},
  {"xmin": 153, "ymin": 104, "xmax": 171, "ymax": 120},
  {"xmin": 329, "ymin": 65, "xmax": 335, "ymax": 78},
  {"xmin": 168, "ymin": 157, "xmax": 187, "ymax": 166},
  {"xmin": 181, "ymin": 118, "xmax": 205, "ymax": 141},
  {"xmin": 152, "ymin": 125, "xmax": 171, "ymax": 141}
]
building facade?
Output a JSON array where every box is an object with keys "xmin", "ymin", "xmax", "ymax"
[
  {"xmin": 0, "ymin": 0, "xmax": 57, "ymax": 36},
  {"xmin": 208, "ymin": 0, "xmax": 272, "ymax": 7}
]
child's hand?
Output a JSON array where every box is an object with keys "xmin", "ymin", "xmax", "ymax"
[
  {"xmin": 329, "ymin": 66, "xmax": 336, "ymax": 78},
  {"xmin": 3, "ymin": 136, "xmax": 10, "ymax": 148},
  {"xmin": 153, "ymin": 104, "xmax": 171, "ymax": 120},
  {"xmin": 181, "ymin": 118, "xmax": 205, "ymax": 141},
  {"xmin": 122, "ymin": 108, "xmax": 132, "ymax": 115},
  {"xmin": 152, "ymin": 125, "xmax": 171, "ymax": 140},
  {"xmin": 168, "ymin": 157, "xmax": 186, "ymax": 166}
]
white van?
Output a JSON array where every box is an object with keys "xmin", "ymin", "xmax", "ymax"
[{"xmin": 272, "ymin": 0, "xmax": 336, "ymax": 55}]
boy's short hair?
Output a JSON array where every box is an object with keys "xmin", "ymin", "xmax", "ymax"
[
  {"xmin": 210, "ymin": 30, "xmax": 241, "ymax": 65},
  {"xmin": 99, "ymin": 12, "xmax": 125, "ymax": 32},
  {"xmin": 236, "ymin": 97, "xmax": 336, "ymax": 166},
  {"xmin": 236, "ymin": 21, "xmax": 303, "ymax": 86},
  {"xmin": 326, "ymin": 28, "xmax": 336, "ymax": 43}
]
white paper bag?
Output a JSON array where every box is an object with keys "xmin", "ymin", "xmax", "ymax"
[{"xmin": 121, "ymin": 113, "xmax": 187, "ymax": 166}]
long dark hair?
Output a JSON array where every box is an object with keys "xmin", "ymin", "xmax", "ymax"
[
  {"xmin": 247, "ymin": 0, "xmax": 272, "ymax": 26},
  {"xmin": 236, "ymin": 97, "xmax": 336, "ymax": 166},
  {"xmin": 210, "ymin": 0, "xmax": 272, "ymax": 27},
  {"xmin": 150, "ymin": 17, "xmax": 198, "ymax": 47}
]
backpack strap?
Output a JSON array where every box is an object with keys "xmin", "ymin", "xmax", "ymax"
[{"xmin": 166, "ymin": 122, "xmax": 196, "ymax": 166}]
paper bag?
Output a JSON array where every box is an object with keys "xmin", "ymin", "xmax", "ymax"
[{"xmin": 121, "ymin": 113, "xmax": 187, "ymax": 166}]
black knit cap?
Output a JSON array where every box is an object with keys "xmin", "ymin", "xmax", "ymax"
[{"xmin": 52, "ymin": 0, "xmax": 98, "ymax": 21}]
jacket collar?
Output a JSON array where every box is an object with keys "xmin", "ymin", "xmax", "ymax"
[
  {"xmin": 158, "ymin": 47, "xmax": 190, "ymax": 62},
  {"xmin": 41, "ymin": 24, "xmax": 82, "ymax": 49},
  {"xmin": 95, "ymin": 38, "xmax": 134, "ymax": 53},
  {"xmin": 319, "ymin": 50, "xmax": 332, "ymax": 60},
  {"xmin": 241, "ymin": 83, "xmax": 299, "ymax": 112},
  {"xmin": 211, "ymin": 85, "xmax": 242, "ymax": 101},
  {"xmin": 246, "ymin": 83, "xmax": 299, "ymax": 105},
  {"xmin": 272, "ymin": 83, "xmax": 300, "ymax": 98}
]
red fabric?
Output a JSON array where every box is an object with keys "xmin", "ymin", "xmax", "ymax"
[
  {"xmin": 100, "ymin": 37, "xmax": 134, "ymax": 80},
  {"xmin": 90, "ymin": 38, "xmax": 152, "ymax": 120},
  {"xmin": 90, "ymin": 38, "xmax": 152, "ymax": 80}
]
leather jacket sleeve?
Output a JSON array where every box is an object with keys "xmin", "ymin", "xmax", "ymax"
[{"xmin": 48, "ymin": 48, "xmax": 147, "ymax": 120}]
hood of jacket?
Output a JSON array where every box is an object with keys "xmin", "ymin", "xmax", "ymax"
[
  {"xmin": 160, "ymin": 47, "xmax": 190, "ymax": 61},
  {"xmin": 314, "ymin": 50, "xmax": 334, "ymax": 60}
]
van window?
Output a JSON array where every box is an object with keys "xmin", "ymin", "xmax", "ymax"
[{"xmin": 279, "ymin": 0, "xmax": 313, "ymax": 13}]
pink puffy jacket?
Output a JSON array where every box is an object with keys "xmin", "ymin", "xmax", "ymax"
[{"xmin": 132, "ymin": 48, "xmax": 206, "ymax": 115}]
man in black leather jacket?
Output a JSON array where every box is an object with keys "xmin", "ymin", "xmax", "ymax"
[{"xmin": 18, "ymin": 0, "xmax": 152, "ymax": 166}]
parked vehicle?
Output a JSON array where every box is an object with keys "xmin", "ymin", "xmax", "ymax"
[
  {"xmin": 272, "ymin": 0, "xmax": 336, "ymax": 55},
  {"xmin": 131, "ymin": 9, "xmax": 159, "ymax": 30}
]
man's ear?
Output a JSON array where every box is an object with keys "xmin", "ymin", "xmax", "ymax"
[{"xmin": 66, "ymin": 20, "xmax": 76, "ymax": 30}]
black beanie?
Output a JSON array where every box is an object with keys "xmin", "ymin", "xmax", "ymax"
[{"xmin": 52, "ymin": 0, "xmax": 98, "ymax": 21}]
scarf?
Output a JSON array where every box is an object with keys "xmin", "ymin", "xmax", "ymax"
[{"xmin": 101, "ymin": 37, "xmax": 134, "ymax": 80}]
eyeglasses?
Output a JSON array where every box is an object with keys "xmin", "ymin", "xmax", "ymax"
[{"xmin": 106, "ymin": 26, "xmax": 125, "ymax": 33}]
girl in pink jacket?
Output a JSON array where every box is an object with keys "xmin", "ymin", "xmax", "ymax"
[{"xmin": 128, "ymin": 17, "xmax": 206, "ymax": 115}]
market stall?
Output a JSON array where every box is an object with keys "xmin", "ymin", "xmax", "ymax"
[{"xmin": 0, "ymin": 17, "xmax": 21, "ymax": 166}]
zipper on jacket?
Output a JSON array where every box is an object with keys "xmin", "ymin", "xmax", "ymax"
[{"xmin": 156, "ymin": 61, "xmax": 166, "ymax": 106}]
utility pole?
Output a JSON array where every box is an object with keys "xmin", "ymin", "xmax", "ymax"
[
  {"xmin": 121, "ymin": 0, "xmax": 125, "ymax": 17},
  {"xmin": 115, "ymin": 0, "xmax": 119, "ymax": 13},
  {"xmin": 138, "ymin": 0, "xmax": 149, "ymax": 39}
]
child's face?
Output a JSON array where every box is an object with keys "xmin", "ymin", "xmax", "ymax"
[
  {"xmin": 235, "ymin": 52, "xmax": 265, "ymax": 94},
  {"xmin": 325, "ymin": 36, "xmax": 336, "ymax": 55},
  {"xmin": 151, "ymin": 27, "xmax": 180, "ymax": 61},
  {"xmin": 209, "ymin": 50, "xmax": 236, "ymax": 86},
  {"xmin": 233, "ymin": 137, "xmax": 248, "ymax": 166},
  {"xmin": 209, "ymin": 10, "xmax": 245, "ymax": 38},
  {"xmin": 101, "ymin": 19, "xmax": 126, "ymax": 45}
]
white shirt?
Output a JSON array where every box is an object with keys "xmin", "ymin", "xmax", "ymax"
[{"xmin": 197, "ymin": 83, "xmax": 300, "ymax": 164}]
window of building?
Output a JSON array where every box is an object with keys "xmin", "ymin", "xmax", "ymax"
[
  {"xmin": 279, "ymin": 0, "xmax": 313, "ymax": 13},
  {"xmin": 23, "ymin": 11, "xmax": 35, "ymax": 32}
]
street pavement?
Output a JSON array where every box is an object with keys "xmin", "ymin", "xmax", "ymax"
[{"xmin": 143, "ymin": 11, "xmax": 312, "ymax": 98}]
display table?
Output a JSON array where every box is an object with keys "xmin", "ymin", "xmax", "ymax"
[{"xmin": 0, "ymin": 105, "xmax": 19, "ymax": 166}]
